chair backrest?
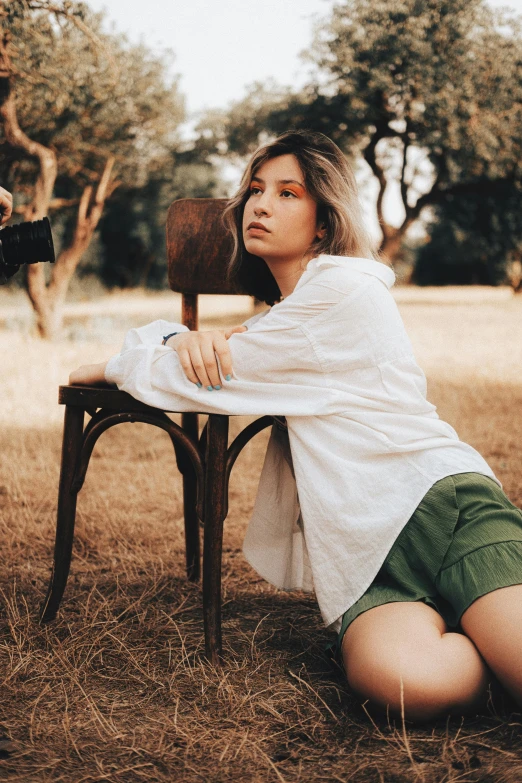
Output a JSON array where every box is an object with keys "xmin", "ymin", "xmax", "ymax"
[{"xmin": 166, "ymin": 198, "xmax": 251, "ymax": 330}]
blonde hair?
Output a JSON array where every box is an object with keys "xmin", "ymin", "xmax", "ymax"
[{"xmin": 222, "ymin": 129, "xmax": 381, "ymax": 305}]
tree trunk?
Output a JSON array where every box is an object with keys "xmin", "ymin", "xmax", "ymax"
[
  {"xmin": 378, "ymin": 210, "xmax": 416, "ymax": 281},
  {"xmin": 364, "ymin": 135, "xmax": 415, "ymax": 271},
  {"xmin": 0, "ymin": 27, "xmax": 59, "ymax": 330},
  {"xmin": 508, "ymin": 257, "xmax": 522, "ymax": 293},
  {"xmin": 379, "ymin": 230, "xmax": 405, "ymax": 265},
  {"xmin": 0, "ymin": 83, "xmax": 115, "ymax": 338},
  {"xmin": 39, "ymin": 157, "xmax": 116, "ymax": 339},
  {"xmin": 0, "ymin": 24, "xmax": 116, "ymax": 339}
]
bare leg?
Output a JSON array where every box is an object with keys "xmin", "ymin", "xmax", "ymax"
[
  {"xmin": 460, "ymin": 584, "xmax": 522, "ymax": 706},
  {"xmin": 342, "ymin": 602, "xmax": 491, "ymax": 723}
]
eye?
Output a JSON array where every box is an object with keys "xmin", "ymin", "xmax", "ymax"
[
  {"xmin": 281, "ymin": 189, "xmax": 297, "ymax": 198},
  {"xmin": 249, "ymin": 186, "xmax": 262, "ymax": 195}
]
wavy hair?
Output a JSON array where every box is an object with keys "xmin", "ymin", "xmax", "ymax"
[{"xmin": 222, "ymin": 129, "xmax": 382, "ymax": 306}]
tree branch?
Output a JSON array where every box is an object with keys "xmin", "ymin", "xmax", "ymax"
[
  {"xmin": 0, "ymin": 7, "xmax": 119, "ymax": 337},
  {"xmin": 89, "ymin": 154, "xmax": 115, "ymax": 225},
  {"xmin": 47, "ymin": 156, "xmax": 117, "ymax": 316},
  {"xmin": 0, "ymin": 57, "xmax": 57, "ymax": 220},
  {"xmin": 26, "ymin": 1, "xmax": 120, "ymax": 82},
  {"xmin": 400, "ymin": 130, "xmax": 411, "ymax": 221},
  {"xmin": 363, "ymin": 125, "xmax": 390, "ymax": 239},
  {"xmin": 0, "ymin": 25, "xmax": 58, "ymax": 318},
  {"xmin": 77, "ymin": 184, "xmax": 92, "ymax": 231},
  {"xmin": 48, "ymin": 197, "xmax": 80, "ymax": 209}
]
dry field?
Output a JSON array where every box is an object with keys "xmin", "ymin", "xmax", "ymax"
[{"xmin": 1, "ymin": 286, "xmax": 522, "ymax": 783}]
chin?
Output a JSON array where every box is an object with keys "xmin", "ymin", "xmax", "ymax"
[{"xmin": 244, "ymin": 239, "xmax": 267, "ymax": 255}]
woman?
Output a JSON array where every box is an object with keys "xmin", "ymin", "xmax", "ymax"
[{"xmin": 70, "ymin": 130, "xmax": 522, "ymax": 723}]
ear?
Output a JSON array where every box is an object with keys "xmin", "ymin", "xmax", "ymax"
[{"xmin": 316, "ymin": 222, "xmax": 327, "ymax": 241}]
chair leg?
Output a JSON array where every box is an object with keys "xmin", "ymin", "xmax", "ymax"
[
  {"xmin": 180, "ymin": 412, "xmax": 201, "ymax": 581},
  {"xmin": 182, "ymin": 471, "xmax": 201, "ymax": 581},
  {"xmin": 39, "ymin": 405, "xmax": 85, "ymax": 623},
  {"xmin": 203, "ymin": 414, "xmax": 229, "ymax": 665}
]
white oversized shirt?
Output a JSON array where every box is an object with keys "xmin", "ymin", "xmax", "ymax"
[{"xmin": 105, "ymin": 253, "xmax": 501, "ymax": 630}]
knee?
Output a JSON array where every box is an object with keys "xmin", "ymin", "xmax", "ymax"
[
  {"xmin": 346, "ymin": 664, "xmax": 485, "ymax": 723},
  {"xmin": 391, "ymin": 672, "xmax": 485, "ymax": 723},
  {"xmin": 345, "ymin": 638, "xmax": 489, "ymax": 723}
]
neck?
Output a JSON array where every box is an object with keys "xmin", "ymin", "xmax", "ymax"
[{"xmin": 263, "ymin": 252, "xmax": 316, "ymax": 299}]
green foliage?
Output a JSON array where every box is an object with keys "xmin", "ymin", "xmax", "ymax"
[
  {"xmin": 1, "ymin": 1, "xmax": 221, "ymax": 289},
  {"xmin": 223, "ymin": 0, "xmax": 522, "ymax": 178},
  {"xmin": 414, "ymin": 181, "xmax": 522, "ymax": 285},
  {"xmin": 2, "ymin": 2, "xmax": 185, "ymax": 194},
  {"xmin": 304, "ymin": 0, "xmax": 522, "ymax": 180},
  {"xmin": 195, "ymin": 0, "xmax": 522, "ymax": 272},
  {"xmin": 192, "ymin": 80, "xmax": 296, "ymax": 160},
  {"xmin": 91, "ymin": 154, "xmax": 222, "ymax": 289}
]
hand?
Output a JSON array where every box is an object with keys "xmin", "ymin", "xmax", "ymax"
[
  {"xmin": 166, "ymin": 325, "xmax": 248, "ymax": 389},
  {"xmin": 69, "ymin": 362, "xmax": 109, "ymax": 386},
  {"xmin": 0, "ymin": 187, "xmax": 13, "ymax": 225}
]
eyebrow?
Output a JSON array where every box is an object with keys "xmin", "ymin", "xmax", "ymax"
[{"xmin": 251, "ymin": 176, "xmax": 305, "ymax": 188}]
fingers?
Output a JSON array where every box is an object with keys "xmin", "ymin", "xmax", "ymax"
[
  {"xmin": 206, "ymin": 331, "xmax": 234, "ymax": 386},
  {"xmin": 175, "ymin": 346, "xmax": 206, "ymax": 387},
  {"xmin": 0, "ymin": 186, "xmax": 13, "ymax": 225},
  {"xmin": 169, "ymin": 329, "xmax": 242, "ymax": 390},
  {"xmin": 224, "ymin": 325, "xmax": 248, "ymax": 339},
  {"xmin": 178, "ymin": 340, "xmax": 217, "ymax": 390},
  {"xmin": 196, "ymin": 337, "xmax": 221, "ymax": 389}
]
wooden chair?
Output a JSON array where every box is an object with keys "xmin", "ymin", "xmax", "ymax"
[{"xmin": 39, "ymin": 198, "xmax": 278, "ymax": 664}]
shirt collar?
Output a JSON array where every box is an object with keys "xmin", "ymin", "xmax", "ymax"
[{"xmin": 293, "ymin": 254, "xmax": 396, "ymax": 293}]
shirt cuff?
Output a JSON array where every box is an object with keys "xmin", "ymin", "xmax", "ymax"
[{"xmin": 104, "ymin": 354, "xmax": 121, "ymax": 385}]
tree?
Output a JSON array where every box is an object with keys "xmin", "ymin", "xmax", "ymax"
[
  {"xmin": 95, "ymin": 153, "xmax": 223, "ymax": 289},
  {"xmin": 413, "ymin": 180, "xmax": 522, "ymax": 286},
  {"xmin": 196, "ymin": 0, "xmax": 522, "ymax": 268},
  {"xmin": 0, "ymin": 1, "xmax": 185, "ymax": 337}
]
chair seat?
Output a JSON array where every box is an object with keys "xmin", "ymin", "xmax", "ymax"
[
  {"xmin": 59, "ymin": 384, "xmax": 156, "ymax": 412},
  {"xmin": 60, "ymin": 384, "xmax": 243, "ymax": 417}
]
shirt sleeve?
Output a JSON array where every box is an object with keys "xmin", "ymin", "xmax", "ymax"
[
  {"xmin": 104, "ymin": 274, "xmax": 361, "ymax": 417},
  {"xmin": 117, "ymin": 318, "xmax": 191, "ymax": 351}
]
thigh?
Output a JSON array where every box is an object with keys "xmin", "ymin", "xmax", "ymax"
[
  {"xmin": 461, "ymin": 584, "xmax": 522, "ymax": 705},
  {"xmin": 342, "ymin": 601, "xmax": 490, "ymax": 721},
  {"xmin": 342, "ymin": 601, "xmax": 447, "ymax": 687}
]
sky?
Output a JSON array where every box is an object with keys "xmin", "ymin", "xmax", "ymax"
[
  {"xmin": 86, "ymin": 0, "xmax": 332, "ymax": 118},
  {"xmin": 87, "ymin": 0, "xmax": 522, "ymax": 119},
  {"xmin": 85, "ymin": 0, "xmax": 522, "ymax": 232}
]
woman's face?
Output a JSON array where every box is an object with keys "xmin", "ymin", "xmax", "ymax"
[{"xmin": 242, "ymin": 154, "xmax": 325, "ymax": 265}]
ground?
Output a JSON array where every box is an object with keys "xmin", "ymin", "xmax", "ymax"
[{"xmin": 0, "ymin": 286, "xmax": 521, "ymax": 782}]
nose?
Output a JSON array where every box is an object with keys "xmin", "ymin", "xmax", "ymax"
[{"xmin": 253, "ymin": 189, "xmax": 272, "ymax": 217}]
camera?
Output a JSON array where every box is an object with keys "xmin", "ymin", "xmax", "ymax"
[{"xmin": 0, "ymin": 217, "xmax": 55, "ymax": 284}]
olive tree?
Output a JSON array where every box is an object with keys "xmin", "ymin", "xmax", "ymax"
[
  {"xmin": 196, "ymin": 0, "xmax": 522, "ymax": 269},
  {"xmin": 0, "ymin": 1, "xmax": 185, "ymax": 337}
]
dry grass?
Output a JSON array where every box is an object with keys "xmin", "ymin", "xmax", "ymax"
[{"xmin": 1, "ymin": 287, "xmax": 522, "ymax": 782}]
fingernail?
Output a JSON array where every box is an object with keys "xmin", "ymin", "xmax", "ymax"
[
  {"xmin": 196, "ymin": 382, "xmax": 202, "ymax": 388},
  {"xmin": 225, "ymin": 374, "xmax": 231, "ymax": 381},
  {"xmin": 207, "ymin": 386, "xmax": 213, "ymax": 391},
  {"xmin": 214, "ymin": 384, "xmax": 221, "ymax": 390}
]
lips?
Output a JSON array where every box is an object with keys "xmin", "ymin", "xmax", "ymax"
[{"xmin": 247, "ymin": 222, "xmax": 270, "ymax": 232}]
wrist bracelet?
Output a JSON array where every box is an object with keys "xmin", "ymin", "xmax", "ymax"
[{"xmin": 162, "ymin": 332, "xmax": 180, "ymax": 345}]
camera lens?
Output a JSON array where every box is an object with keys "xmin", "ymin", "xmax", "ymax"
[{"xmin": 0, "ymin": 216, "xmax": 55, "ymax": 267}]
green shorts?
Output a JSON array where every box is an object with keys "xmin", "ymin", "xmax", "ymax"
[{"xmin": 336, "ymin": 472, "xmax": 522, "ymax": 655}]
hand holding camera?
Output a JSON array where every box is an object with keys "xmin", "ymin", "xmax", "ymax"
[{"xmin": 0, "ymin": 187, "xmax": 13, "ymax": 226}]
